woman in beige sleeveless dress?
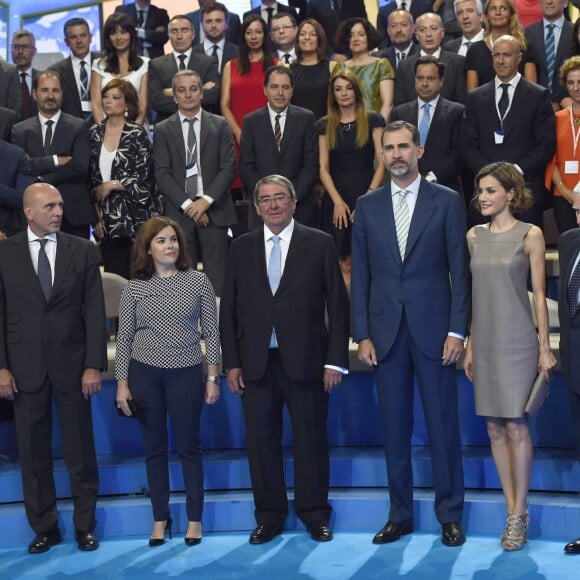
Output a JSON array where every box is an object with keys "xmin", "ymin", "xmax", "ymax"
[{"xmin": 463, "ymin": 162, "xmax": 556, "ymax": 551}]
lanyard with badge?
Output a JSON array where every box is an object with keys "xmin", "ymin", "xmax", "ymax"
[{"xmin": 494, "ymin": 87, "xmax": 511, "ymax": 145}]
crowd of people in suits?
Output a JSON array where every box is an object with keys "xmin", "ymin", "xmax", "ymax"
[{"xmin": 1, "ymin": 0, "xmax": 580, "ymax": 561}]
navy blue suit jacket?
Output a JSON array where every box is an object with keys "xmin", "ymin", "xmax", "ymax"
[{"xmin": 351, "ymin": 180, "xmax": 470, "ymax": 361}]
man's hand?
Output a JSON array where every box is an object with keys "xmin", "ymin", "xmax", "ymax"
[
  {"xmin": 116, "ymin": 380, "xmax": 133, "ymax": 416},
  {"xmin": 184, "ymin": 198, "xmax": 210, "ymax": 224},
  {"xmin": 357, "ymin": 338, "xmax": 377, "ymax": 367},
  {"xmin": 226, "ymin": 368, "xmax": 245, "ymax": 395},
  {"xmin": 81, "ymin": 368, "xmax": 102, "ymax": 400},
  {"xmin": 0, "ymin": 368, "xmax": 18, "ymax": 400},
  {"xmin": 442, "ymin": 336, "xmax": 464, "ymax": 366},
  {"xmin": 323, "ymin": 368, "xmax": 343, "ymax": 392}
]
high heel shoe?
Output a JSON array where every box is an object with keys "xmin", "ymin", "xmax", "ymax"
[
  {"xmin": 502, "ymin": 513, "xmax": 529, "ymax": 551},
  {"xmin": 149, "ymin": 517, "xmax": 173, "ymax": 547},
  {"xmin": 184, "ymin": 536, "xmax": 202, "ymax": 546}
]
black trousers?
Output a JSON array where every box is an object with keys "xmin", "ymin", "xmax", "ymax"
[
  {"xmin": 13, "ymin": 376, "xmax": 99, "ymax": 534},
  {"xmin": 129, "ymin": 360, "xmax": 205, "ymax": 522},
  {"xmin": 242, "ymin": 350, "xmax": 331, "ymax": 528}
]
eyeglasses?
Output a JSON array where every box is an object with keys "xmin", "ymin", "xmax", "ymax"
[
  {"xmin": 256, "ymin": 193, "xmax": 293, "ymax": 206},
  {"xmin": 11, "ymin": 44, "xmax": 34, "ymax": 51},
  {"xmin": 271, "ymin": 25, "xmax": 296, "ymax": 33}
]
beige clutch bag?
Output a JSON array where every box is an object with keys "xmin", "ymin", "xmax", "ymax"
[{"xmin": 524, "ymin": 372, "xmax": 551, "ymax": 420}]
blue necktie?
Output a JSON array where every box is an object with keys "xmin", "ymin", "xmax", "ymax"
[
  {"xmin": 419, "ymin": 103, "xmax": 431, "ymax": 146},
  {"xmin": 268, "ymin": 235, "xmax": 281, "ymax": 347},
  {"xmin": 545, "ymin": 23, "xmax": 556, "ymax": 93}
]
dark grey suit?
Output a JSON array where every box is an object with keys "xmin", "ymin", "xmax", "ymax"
[
  {"xmin": 0, "ymin": 231, "xmax": 106, "ymax": 534},
  {"xmin": 390, "ymin": 97, "xmax": 465, "ymax": 191},
  {"xmin": 558, "ymin": 228, "xmax": 580, "ymax": 456},
  {"xmin": 148, "ymin": 51, "xmax": 221, "ymax": 123},
  {"xmin": 48, "ymin": 53, "xmax": 99, "ymax": 120},
  {"xmin": 12, "ymin": 113, "xmax": 96, "ymax": 235},
  {"xmin": 0, "ymin": 60, "xmax": 21, "ymax": 116},
  {"xmin": 394, "ymin": 50, "xmax": 467, "ymax": 105},
  {"xmin": 153, "ymin": 109, "xmax": 236, "ymax": 296},
  {"xmin": 0, "ymin": 140, "xmax": 33, "ymax": 235},
  {"xmin": 525, "ymin": 19, "xmax": 574, "ymax": 105},
  {"xmin": 0, "ymin": 106, "xmax": 18, "ymax": 142},
  {"xmin": 240, "ymin": 104, "xmax": 319, "ymax": 229}
]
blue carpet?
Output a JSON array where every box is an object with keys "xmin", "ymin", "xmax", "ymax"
[{"xmin": 0, "ymin": 532, "xmax": 578, "ymax": 579}]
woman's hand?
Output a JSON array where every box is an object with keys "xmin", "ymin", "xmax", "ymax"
[
  {"xmin": 333, "ymin": 199, "xmax": 351, "ymax": 229},
  {"xmin": 116, "ymin": 380, "xmax": 133, "ymax": 416},
  {"xmin": 205, "ymin": 381, "xmax": 220, "ymax": 405},
  {"xmin": 463, "ymin": 341, "xmax": 474, "ymax": 382},
  {"xmin": 96, "ymin": 180, "xmax": 122, "ymax": 202},
  {"xmin": 538, "ymin": 348, "xmax": 557, "ymax": 377}
]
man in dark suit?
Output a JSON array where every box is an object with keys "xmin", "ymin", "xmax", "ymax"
[
  {"xmin": 154, "ymin": 70, "xmax": 236, "ymax": 297},
  {"xmin": 377, "ymin": 0, "xmax": 432, "ymax": 48},
  {"xmin": 524, "ymin": 0, "xmax": 573, "ymax": 108},
  {"xmin": 11, "ymin": 30, "xmax": 39, "ymax": 120},
  {"xmin": 243, "ymin": 1, "xmax": 300, "ymax": 29},
  {"xmin": 193, "ymin": 2, "xmax": 239, "ymax": 75},
  {"xmin": 463, "ymin": 35, "xmax": 556, "ymax": 227},
  {"xmin": 0, "ymin": 106, "xmax": 18, "ymax": 141},
  {"xmin": 306, "ymin": 0, "xmax": 367, "ymax": 53},
  {"xmin": 114, "ymin": 0, "xmax": 169, "ymax": 59},
  {"xmin": 443, "ymin": 0, "xmax": 484, "ymax": 56},
  {"xmin": 12, "ymin": 71, "xmax": 96, "ymax": 239},
  {"xmin": 240, "ymin": 65, "xmax": 318, "ymax": 229},
  {"xmin": 186, "ymin": 0, "xmax": 241, "ymax": 47},
  {"xmin": 149, "ymin": 15, "xmax": 220, "ymax": 123},
  {"xmin": 48, "ymin": 18, "xmax": 98, "ymax": 121},
  {"xmin": 559, "ymin": 194, "xmax": 580, "ymax": 554},
  {"xmin": 394, "ymin": 13, "xmax": 467, "ymax": 105},
  {"xmin": 0, "ymin": 59, "xmax": 21, "ymax": 117},
  {"xmin": 373, "ymin": 10, "xmax": 420, "ymax": 71},
  {"xmin": 391, "ymin": 56, "xmax": 464, "ymax": 191},
  {"xmin": 0, "ymin": 182, "xmax": 107, "ymax": 553},
  {"xmin": 220, "ymin": 174, "xmax": 349, "ymax": 545},
  {"xmin": 351, "ymin": 120, "xmax": 470, "ymax": 547},
  {"xmin": 0, "ymin": 140, "xmax": 33, "ymax": 236}
]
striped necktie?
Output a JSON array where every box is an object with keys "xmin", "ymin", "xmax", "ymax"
[
  {"xmin": 394, "ymin": 190, "xmax": 410, "ymax": 260},
  {"xmin": 545, "ymin": 23, "xmax": 556, "ymax": 93}
]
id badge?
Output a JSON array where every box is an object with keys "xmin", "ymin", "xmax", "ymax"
[
  {"xmin": 494, "ymin": 130, "xmax": 504, "ymax": 144},
  {"xmin": 564, "ymin": 160, "xmax": 579, "ymax": 174},
  {"xmin": 186, "ymin": 163, "xmax": 198, "ymax": 178}
]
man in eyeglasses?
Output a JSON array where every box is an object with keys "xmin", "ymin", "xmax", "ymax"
[
  {"xmin": 10, "ymin": 30, "xmax": 39, "ymax": 120},
  {"xmin": 220, "ymin": 173, "xmax": 349, "ymax": 545},
  {"xmin": 270, "ymin": 13, "xmax": 298, "ymax": 64}
]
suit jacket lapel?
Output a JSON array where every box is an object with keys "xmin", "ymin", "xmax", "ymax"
[
  {"xmin": 405, "ymin": 181, "xmax": 436, "ymax": 260},
  {"xmin": 279, "ymin": 222, "xmax": 304, "ymax": 293},
  {"xmin": 377, "ymin": 186, "xmax": 401, "ymax": 264},
  {"xmin": 279, "ymin": 106, "xmax": 295, "ymax": 154},
  {"xmin": 52, "ymin": 233, "xmax": 73, "ymax": 299},
  {"xmin": 200, "ymin": 110, "xmax": 211, "ymax": 151}
]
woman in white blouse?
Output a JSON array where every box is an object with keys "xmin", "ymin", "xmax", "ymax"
[{"xmin": 116, "ymin": 217, "xmax": 221, "ymax": 547}]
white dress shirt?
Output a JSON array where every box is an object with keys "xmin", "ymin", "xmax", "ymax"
[
  {"xmin": 458, "ymin": 30, "xmax": 484, "ymax": 56},
  {"xmin": 173, "ymin": 48, "xmax": 193, "ymax": 69},
  {"xmin": 203, "ymin": 38, "xmax": 225, "ymax": 70},
  {"xmin": 71, "ymin": 54, "xmax": 93, "ymax": 111},
  {"xmin": 38, "ymin": 110, "xmax": 62, "ymax": 167},
  {"xmin": 268, "ymin": 104, "xmax": 288, "ymax": 139}
]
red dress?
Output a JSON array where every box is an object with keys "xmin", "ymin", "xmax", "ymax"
[{"xmin": 229, "ymin": 59, "xmax": 270, "ymax": 189}]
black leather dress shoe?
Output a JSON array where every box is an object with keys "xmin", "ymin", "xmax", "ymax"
[
  {"xmin": 307, "ymin": 521, "xmax": 333, "ymax": 542},
  {"xmin": 249, "ymin": 524, "xmax": 282, "ymax": 545},
  {"xmin": 372, "ymin": 521, "xmax": 412, "ymax": 544},
  {"xmin": 75, "ymin": 530, "xmax": 99, "ymax": 551},
  {"xmin": 28, "ymin": 529, "xmax": 62, "ymax": 554},
  {"xmin": 564, "ymin": 537, "xmax": 580, "ymax": 554},
  {"xmin": 442, "ymin": 522, "xmax": 465, "ymax": 547}
]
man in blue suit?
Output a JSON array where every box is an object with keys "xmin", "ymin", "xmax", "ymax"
[{"xmin": 351, "ymin": 120, "xmax": 470, "ymax": 547}]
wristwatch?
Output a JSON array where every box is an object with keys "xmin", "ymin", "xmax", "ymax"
[{"xmin": 206, "ymin": 375, "xmax": 220, "ymax": 384}]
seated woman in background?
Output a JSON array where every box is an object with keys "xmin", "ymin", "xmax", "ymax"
[
  {"xmin": 116, "ymin": 217, "xmax": 221, "ymax": 548},
  {"xmin": 466, "ymin": 0, "xmax": 537, "ymax": 90},
  {"xmin": 464, "ymin": 162, "xmax": 556, "ymax": 551},
  {"xmin": 91, "ymin": 13, "xmax": 149, "ymax": 125},
  {"xmin": 290, "ymin": 18, "xmax": 336, "ymax": 120},
  {"xmin": 318, "ymin": 70, "xmax": 385, "ymax": 284},
  {"xmin": 89, "ymin": 79, "xmax": 159, "ymax": 279},
  {"xmin": 333, "ymin": 18, "xmax": 395, "ymax": 121},
  {"xmin": 546, "ymin": 56, "xmax": 580, "ymax": 234}
]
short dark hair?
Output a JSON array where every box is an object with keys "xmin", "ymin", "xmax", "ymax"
[
  {"xmin": 271, "ymin": 12, "xmax": 297, "ymax": 27},
  {"xmin": 383, "ymin": 120, "xmax": 420, "ymax": 147},
  {"xmin": 63, "ymin": 17, "xmax": 90, "ymax": 37},
  {"xmin": 169, "ymin": 14, "xmax": 194, "ymax": 30},
  {"xmin": 473, "ymin": 162, "xmax": 533, "ymax": 213},
  {"xmin": 414, "ymin": 55, "xmax": 445, "ymax": 78},
  {"xmin": 264, "ymin": 64, "xmax": 293, "ymax": 87},
  {"xmin": 101, "ymin": 78, "xmax": 140, "ymax": 122},
  {"xmin": 33, "ymin": 69, "xmax": 62, "ymax": 92},
  {"xmin": 200, "ymin": 2, "xmax": 229, "ymax": 21},
  {"xmin": 131, "ymin": 217, "xmax": 191, "ymax": 280}
]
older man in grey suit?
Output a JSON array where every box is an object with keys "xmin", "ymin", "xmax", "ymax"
[{"xmin": 153, "ymin": 70, "xmax": 236, "ymax": 297}]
